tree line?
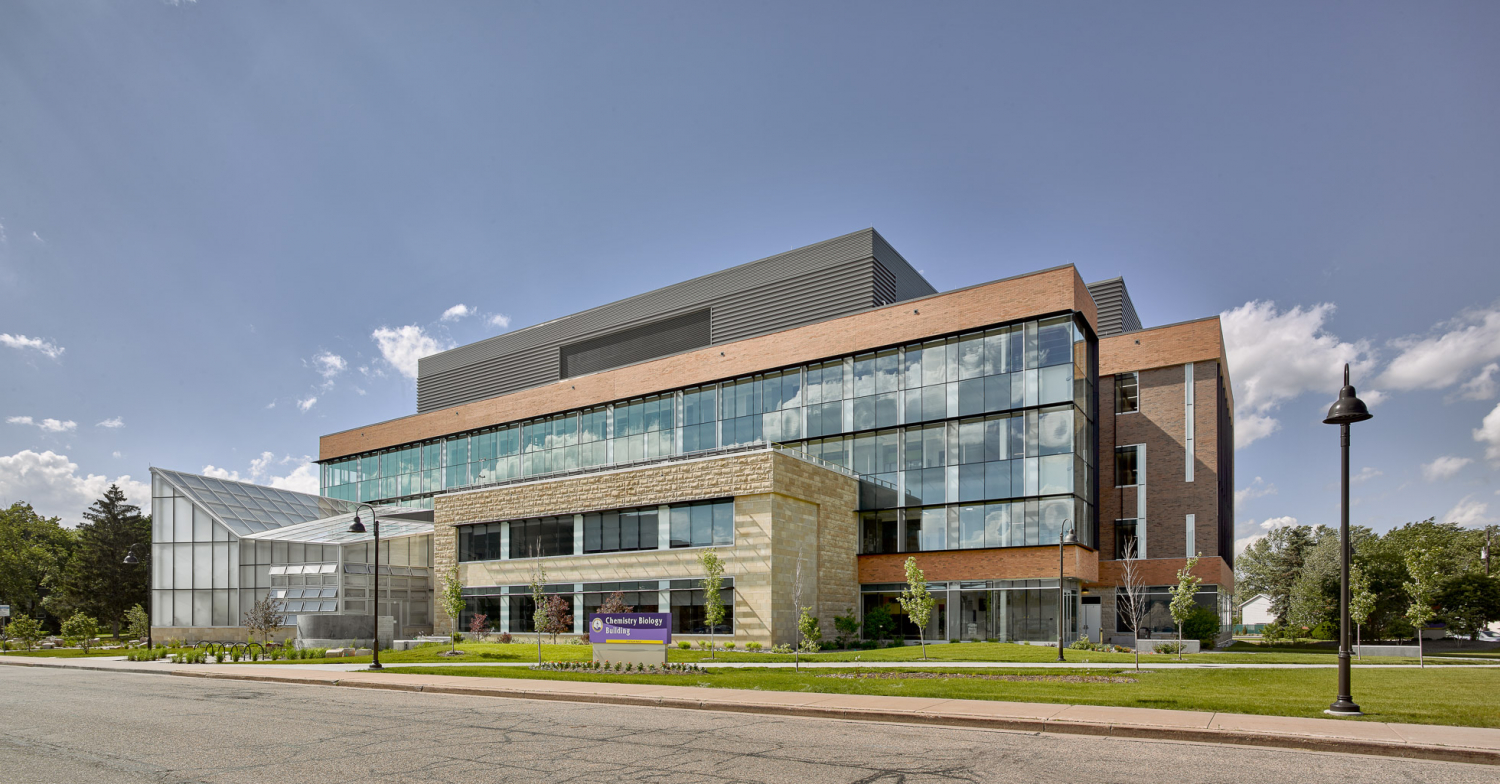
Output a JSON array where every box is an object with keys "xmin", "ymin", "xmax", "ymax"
[
  {"xmin": 0, "ymin": 485, "xmax": 150, "ymax": 637},
  {"xmin": 1236, "ymin": 518, "xmax": 1499, "ymax": 642}
]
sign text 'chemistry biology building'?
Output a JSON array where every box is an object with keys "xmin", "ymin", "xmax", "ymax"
[{"xmin": 590, "ymin": 612, "xmax": 672, "ymax": 665}]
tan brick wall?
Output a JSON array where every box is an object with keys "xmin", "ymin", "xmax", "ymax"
[
  {"xmin": 430, "ymin": 450, "xmax": 857, "ymax": 646},
  {"xmin": 322, "ymin": 266, "xmax": 1098, "ymax": 460},
  {"xmin": 857, "ymin": 546, "xmax": 1099, "ymax": 584}
]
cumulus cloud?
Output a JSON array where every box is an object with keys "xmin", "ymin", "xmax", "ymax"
[
  {"xmin": 441, "ymin": 304, "xmax": 472, "ymax": 322},
  {"xmin": 1476, "ymin": 402, "xmax": 1500, "ymax": 461},
  {"xmin": 297, "ymin": 396, "xmax": 317, "ymax": 412},
  {"xmin": 372, "ymin": 325, "xmax": 452, "ymax": 379},
  {"xmin": 1233, "ymin": 515, "xmax": 1298, "ymax": 555},
  {"xmin": 1351, "ymin": 466, "xmax": 1383, "ymax": 485},
  {"xmin": 1457, "ymin": 363, "xmax": 1500, "ymax": 401},
  {"xmin": 1444, "ymin": 495, "xmax": 1495, "ymax": 527},
  {"xmin": 489, "ymin": 313, "xmax": 512, "ymax": 329},
  {"xmin": 7, "ymin": 416, "xmax": 77, "ymax": 433},
  {"xmin": 0, "ymin": 334, "xmax": 64, "ymax": 360},
  {"xmin": 0, "ymin": 450, "xmax": 150, "ymax": 526},
  {"xmin": 1378, "ymin": 304, "xmax": 1500, "ymax": 392},
  {"xmin": 1221, "ymin": 301, "xmax": 1374, "ymax": 449},
  {"xmin": 1234, "ymin": 476, "xmax": 1277, "ymax": 506},
  {"xmin": 1422, "ymin": 455, "xmax": 1472, "ymax": 482},
  {"xmin": 202, "ymin": 452, "xmax": 319, "ymax": 495},
  {"xmin": 96, "ymin": 417, "xmax": 125, "ymax": 429},
  {"xmin": 311, "ymin": 351, "xmax": 347, "ymax": 381}
]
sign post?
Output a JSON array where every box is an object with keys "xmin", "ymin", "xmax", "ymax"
[
  {"xmin": 588, "ymin": 612, "xmax": 671, "ymax": 666},
  {"xmin": 0, "ymin": 605, "xmax": 9, "ymax": 639}
]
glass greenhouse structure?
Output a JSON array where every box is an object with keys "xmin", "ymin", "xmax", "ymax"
[{"xmin": 150, "ymin": 468, "xmax": 435, "ymax": 640}]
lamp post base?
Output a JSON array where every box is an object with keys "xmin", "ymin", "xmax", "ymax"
[{"xmin": 1325, "ymin": 700, "xmax": 1363, "ymax": 717}]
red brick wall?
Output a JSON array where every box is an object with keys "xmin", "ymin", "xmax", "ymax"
[
  {"xmin": 322, "ymin": 266, "xmax": 1098, "ymax": 460},
  {"xmin": 858, "ymin": 546, "xmax": 1099, "ymax": 584}
]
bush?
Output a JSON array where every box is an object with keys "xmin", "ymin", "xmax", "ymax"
[
  {"xmin": 859, "ymin": 640, "xmax": 878, "ymax": 650},
  {"xmin": 862, "ymin": 605, "xmax": 896, "ymax": 642},
  {"xmin": 677, "ymin": 640, "xmax": 691, "ymax": 650},
  {"xmin": 1182, "ymin": 605, "xmax": 1221, "ymax": 646},
  {"xmin": 724, "ymin": 642, "xmax": 736, "ymax": 650},
  {"xmin": 889, "ymin": 637, "xmax": 906, "ymax": 647},
  {"xmin": 496, "ymin": 632, "xmax": 513, "ymax": 644},
  {"xmin": 1069, "ymin": 636, "xmax": 1098, "ymax": 651},
  {"xmin": 744, "ymin": 641, "xmax": 762, "ymax": 651},
  {"xmin": 1309, "ymin": 621, "xmax": 1338, "ymax": 641},
  {"xmin": 771, "ymin": 643, "xmax": 793, "ymax": 654},
  {"xmin": 1153, "ymin": 641, "xmax": 1185, "ymax": 655}
]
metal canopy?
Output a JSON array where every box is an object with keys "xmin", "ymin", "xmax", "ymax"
[
  {"xmin": 239, "ymin": 508, "xmax": 434, "ymax": 545},
  {"xmin": 151, "ymin": 467, "xmax": 361, "ymax": 536}
]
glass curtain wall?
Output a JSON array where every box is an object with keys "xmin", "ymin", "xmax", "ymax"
[
  {"xmin": 861, "ymin": 580, "xmax": 1078, "ymax": 642},
  {"xmin": 322, "ymin": 314, "xmax": 1097, "ymax": 543},
  {"xmin": 152, "ymin": 474, "xmax": 245, "ymax": 628},
  {"xmin": 339, "ymin": 535, "xmax": 434, "ymax": 631}
]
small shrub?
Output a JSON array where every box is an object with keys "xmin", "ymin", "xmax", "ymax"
[
  {"xmin": 771, "ymin": 643, "xmax": 793, "ymax": 654},
  {"xmin": 677, "ymin": 641, "xmax": 691, "ymax": 650},
  {"xmin": 1153, "ymin": 641, "xmax": 1185, "ymax": 655},
  {"xmin": 569, "ymin": 636, "xmax": 588, "ymax": 645},
  {"xmin": 1309, "ymin": 621, "xmax": 1338, "ymax": 641},
  {"xmin": 889, "ymin": 637, "xmax": 906, "ymax": 647},
  {"xmin": 860, "ymin": 640, "xmax": 878, "ymax": 650},
  {"xmin": 497, "ymin": 632, "xmax": 513, "ymax": 644},
  {"xmin": 744, "ymin": 641, "xmax": 762, "ymax": 651},
  {"xmin": 1069, "ymin": 636, "xmax": 1097, "ymax": 651},
  {"xmin": 724, "ymin": 642, "xmax": 736, "ymax": 650}
]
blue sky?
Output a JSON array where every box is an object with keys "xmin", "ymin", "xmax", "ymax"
[{"xmin": 1, "ymin": 2, "xmax": 1497, "ymax": 545}]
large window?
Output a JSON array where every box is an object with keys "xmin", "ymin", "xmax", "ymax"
[
  {"xmin": 1114, "ymin": 519, "xmax": 1139, "ymax": 559},
  {"xmin": 458, "ymin": 522, "xmax": 504, "ymax": 562},
  {"xmin": 668, "ymin": 499, "xmax": 734, "ymax": 548},
  {"xmin": 1115, "ymin": 445, "xmax": 1140, "ymax": 487},
  {"xmin": 582, "ymin": 507, "xmax": 659, "ymax": 554},
  {"xmin": 1115, "ymin": 372, "xmax": 1139, "ymax": 414},
  {"xmin": 509, "ymin": 516, "xmax": 575, "ymax": 559}
]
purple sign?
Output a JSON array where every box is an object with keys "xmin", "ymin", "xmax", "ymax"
[{"xmin": 589, "ymin": 613, "xmax": 672, "ymax": 644}]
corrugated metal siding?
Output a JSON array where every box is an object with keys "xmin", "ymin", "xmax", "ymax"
[
  {"xmin": 416, "ymin": 229, "xmax": 937, "ymax": 412},
  {"xmin": 561, "ymin": 309, "xmax": 712, "ymax": 378},
  {"xmin": 1086, "ymin": 278, "xmax": 1143, "ymax": 337}
]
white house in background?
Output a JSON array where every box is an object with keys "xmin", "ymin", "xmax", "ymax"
[{"xmin": 1239, "ymin": 594, "xmax": 1273, "ymax": 627}]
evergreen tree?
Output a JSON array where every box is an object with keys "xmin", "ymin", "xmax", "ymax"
[
  {"xmin": 1234, "ymin": 524, "xmax": 1316, "ymax": 624},
  {"xmin": 54, "ymin": 485, "xmax": 151, "ymax": 637}
]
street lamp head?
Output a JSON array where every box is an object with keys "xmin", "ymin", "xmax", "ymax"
[
  {"xmin": 1061, "ymin": 528, "xmax": 1078, "ymax": 545},
  {"xmin": 123, "ymin": 551, "xmax": 138, "ymax": 565},
  {"xmin": 348, "ymin": 512, "xmax": 367, "ymax": 534},
  {"xmin": 1324, "ymin": 363, "xmax": 1373, "ymax": 426}
]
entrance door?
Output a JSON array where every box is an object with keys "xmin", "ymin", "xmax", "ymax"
[{"xmin": 1082, "ymin": 603, "xmax": 1101, "ymax": 643}]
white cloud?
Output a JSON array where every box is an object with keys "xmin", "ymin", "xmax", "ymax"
[
  {"xmin": 297, "ymin": 396, "xmax": 317, "ymax": 412},
  {"xmin": 1221, "ymin": 301, "xmax": 1374, "ymax": 450},
  {"xmin": 0, "ymin": 219, "xmax": 6, "ymax": 243},
  {"xmin": 1351, "ymin": 466, "xmax": 1383, "ymax": 485},
  {"xmin": 1421, "ymin": 456, "xmax": 1472, "ymax": 482},
  {"xmin": 489, "ymin": 313, "xmax": 512, "ymax": 329},
  {"xmin": 1233, "ymin": 515, "xmax": 1298, "ymax": 555},
  {"xmin": 112, "ymin": 451, "xmax": 121, "ymax": 458},
  {"xmin": 372, "ymin": 325, "xmax": 452, "ymax": 380},
  {"xmin": 311, "ymin": 351, "xmax": 347, "ymax": 381},
  {"xmin": 1378, "ymin": 304, "xmax": 1500, "ymax": 392},
  {"xmin": 1457, "ymin": 363, "xmax": 1500, "ymax": 401},
  {"xmin": 1476, "ymin": 402, "xmax": 1500, "ymax": 461},
  {"xmin": 7, "ymin": 416, "xmax": 77, "ymax": 433},
  {"xmin": 96, "ymin": 417, "xmax": 125, "ymax": 429},
  {"xmin": 441, "ymin": 304, "xmax": 472, "ymax": 322},
  {"xmin": 1444, "ymin": 495, "xmax": 1495, "ymax": 527},
  {"xmin": 265, "ymin": 401, "xmax": 276, "ymax": 410},
  {"xmin": 202, "ymin": 453, "xmax": 319, "ymax": 495},
  {"xmin": 0, "ymin": 450, "xmax": 150, "ymax": 526},
  {"xmin": 0, "ymin": 334, "xmax": 64, "ymax": 360},
  {"xmin": 1234, "ymin": 476, "xmax": 1277, "ymax": 506},
  {"xmin": 30, "ymin": 231, "xmax": 42, "ymax": 243}
]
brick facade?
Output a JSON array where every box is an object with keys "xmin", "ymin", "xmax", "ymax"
[{"xmin": 857, "ymin": 546, "xmax": 1099, "ymax": 584}]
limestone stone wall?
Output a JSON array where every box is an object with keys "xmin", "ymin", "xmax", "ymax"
[{"xmin": 431, "ymin": 450, "xmax": 859, "ymax": 646}]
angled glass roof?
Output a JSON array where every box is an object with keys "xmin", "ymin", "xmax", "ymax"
[
  {"xmin": 240, "ymin": 507, "xmax": 433, "ymax": 544},
  {"xmin": 152, "ymin": 467, "xmax": 361, "ymax": 537}
]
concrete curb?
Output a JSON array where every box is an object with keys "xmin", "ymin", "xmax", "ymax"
[{"xmin": 5, "ymin": 657, "xmax": 1495, "ymax": 766}]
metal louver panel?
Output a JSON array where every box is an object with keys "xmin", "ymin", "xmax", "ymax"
[{"xmin": 561, "ymin": 309, "xmax": 712, "ymax": 378}]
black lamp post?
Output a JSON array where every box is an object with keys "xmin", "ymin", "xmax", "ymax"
[
  {"xmin": 1057, "ymin": 520, "xmax": 1076, "ymax": 662},
  {"xmin": 1324, "ymin": 363, "xmax": 1371, "ymax": 716},
  {"xmin": 122, "ymin": 544, "xmax": 152, "ymax": 651},
  {"xmin": 347, "ymin": 504, "xmax": 382, "ymax": 670}
]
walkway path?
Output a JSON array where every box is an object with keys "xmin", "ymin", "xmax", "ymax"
[{"xmin": 4, "ymin": 654, "xmax": 1497, "ymax": 765}]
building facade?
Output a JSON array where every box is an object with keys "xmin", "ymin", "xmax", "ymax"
[{"xmin": 151, "ymin": 228, "xmax": 1234, "ymax": 646}]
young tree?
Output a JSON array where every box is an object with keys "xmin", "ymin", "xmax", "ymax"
[
  {"xmin": 1169, "ymin": 555, "xmax": 1202, "ymax": 660},
  {"xmin": 599, "ymin": 591, "xmax": 634, "ymax": 614},
  {"xmin": 7, "ymin": 616, "xmax": 44, "ymax": 651},
  {"xmin": 833, "ymin": 607, "xmax": 860, "ymax": 649},
  {"xmin": 792, "ymin": 552, "xmax": 806, "ymax": 669},
  {"xmin": 439, "ymin": 564, "xmax": 466, "ymax": 653},
  {"xmin": 797, "ymin": 606, "xmax": 822, "ymax": 655},
  {"xmin": 54, "ymin": 486, "xmax": 151, "ymax": 637},
  {"xmin": 61, "ymin": 613, "xmax": 100, "ymax": 653},
  {"xmin": 242, "ymin": 596, "xmax": 287, "ymax": 645},
  {"xmin": 1437, "ymin": 573, "xmax": 1500, "ymax": 647},
  {"xmin": 1349, "ymin": 564, "xmax": 1376, "ymax": 661},
  {"xmin": 699, "ymin": 548, "xmax": 725, "ymax": 659},
  {"xmin": 898, "ymin": 557, "xmax": 936, "ymax": 660},
  {"xmin": 468, "ymin": 613, "xmax": 489, "ymax": 642},
  {"xmin": 125, "ymin": 603, "xmax": 151, "ymax": 644},
  {"xmin": 1403, "ymin": 548, "xmax": 1442, "ymax": 668},
  {"xmin": 527, "ymin": 557, "xmax": 547, "ymax": 664},
  {"xmin": 541, "ymin": 595, "xmax": 572, "ymax": 644},
  {"xmin": 1117, "ymin": 555, "xmax": 1149, "ymax": 670}
]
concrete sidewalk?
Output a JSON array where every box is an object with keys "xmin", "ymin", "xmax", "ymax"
[{"xmin": 4, "ymin": 655, "xmax": 1497, "ymax": 765}]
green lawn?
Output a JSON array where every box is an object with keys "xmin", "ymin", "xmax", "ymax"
[
  {"xmin": 0, "ymin": 648, "xmax": 131, "ymax": 658},
  {"xmin": 380, "ymin": 664, "xmax": 1500, "ymax": 728},
  {"xmin": 258, "ymin": 640, "xmax": 1491, "ymax": 667}
]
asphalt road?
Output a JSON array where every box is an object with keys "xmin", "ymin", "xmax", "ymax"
[{"xmin": 1, "ymin": 666, "xmax": 1494, "ymax": 783}]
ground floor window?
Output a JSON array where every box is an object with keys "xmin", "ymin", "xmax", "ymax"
[
  {"xmin": 861, "ymin": 580, "xmax": 1078, "ymax": 642},
  {"xmin": 1114, "ymin": 585, "xmax": 1219, "ymax": 636},
  {"xmin": 670, "ymin": 588, "xmax": 733, "ymax": 635}
]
